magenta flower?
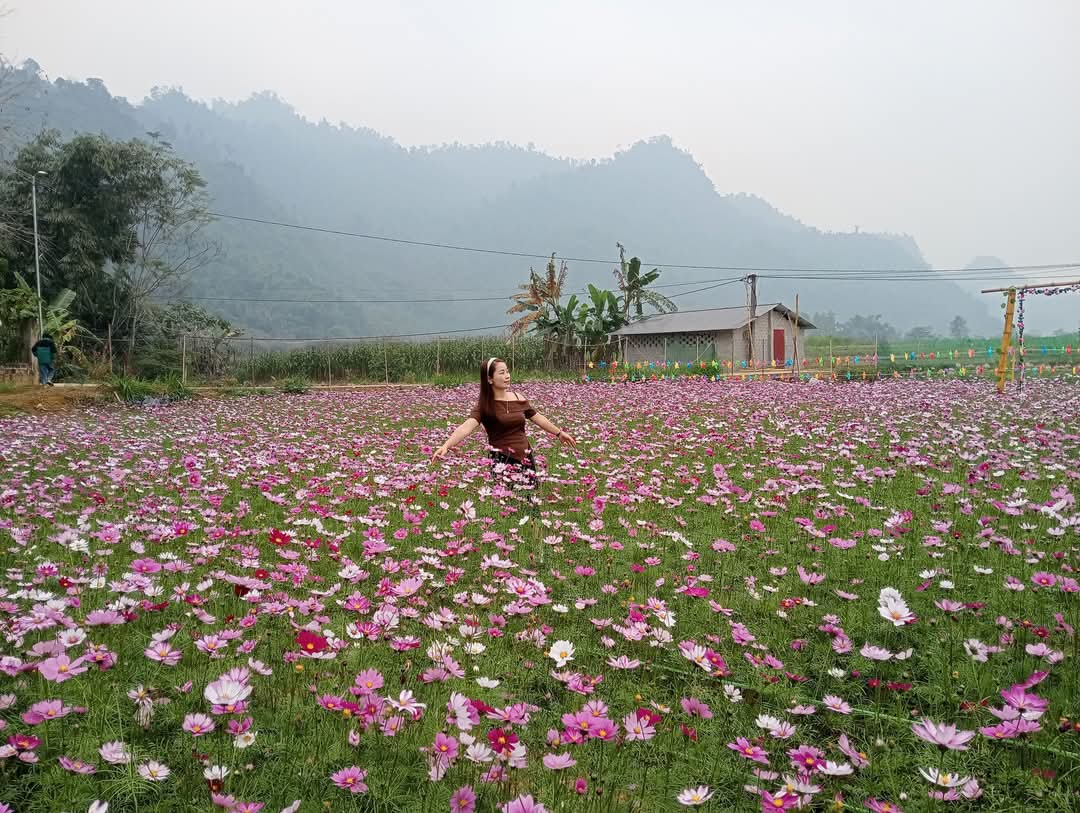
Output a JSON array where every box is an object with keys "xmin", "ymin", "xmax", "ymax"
[
  {"xmin": 450, "ymin": 785, "xmax": 477, "ymax": 812},
  {"xmin": 729, "ymin": 737, "xmax": 770, "ymax": 764},
  {"xmin": 787, "ymin": 744, "xmax": 825, "ymax": 772},
  {"xmin": 433, "ymin": 732, "xmax": 459, "ymax": 762},
  {"xmin": 1031, "ymin": 571, "xmax": 1057, "ymax": 588},
  {"xmin": 911, "ymin": 718, "xmax": 976, "ymax": 750},
  {"xmin": 57, "ymin": 755, "xmax": 97, "ymax": 774},
  {"xmin": 864, "ymin": 799, "xmax": 903, "ymax": 813},
  {"xmin": 761, "ymin": 790, "xmax": 800, "ymax": 810},
  {"xmin": 330, "ymin": 765, "xmax": 368, "ymax": 794},
  {"xmin": 182, "ymin": 713, "xmax": 215, "ymax": 737},
  {"xmin": 680, "ymin": 697, "xmax": 713, "ymax": 719}
]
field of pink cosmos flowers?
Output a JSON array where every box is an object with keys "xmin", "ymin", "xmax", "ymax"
[{"xmin": 0, "ymin": 378, "xmax": 1078, "ymax": 813}]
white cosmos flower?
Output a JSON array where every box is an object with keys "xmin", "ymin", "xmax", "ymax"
[
  {"xmin": 919, "ymin": 767, "xmax": 971, "ymax": 788},
  {"xmin": 547, "ymin": 640, "xmax": 575, "ymax": 667},
  {"xmin": 203, "ymin": 765, "xmax": 230, "ymax": 781}
]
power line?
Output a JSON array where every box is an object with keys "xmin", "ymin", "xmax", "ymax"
[{"xmin": 208, "ymin": 210, "xmax": 1080, "ymax": 276}]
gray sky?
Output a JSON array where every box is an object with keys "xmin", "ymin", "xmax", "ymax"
[{"xmin": 3, "ymin": 0, "xmax": 1079, "ymax": 272}]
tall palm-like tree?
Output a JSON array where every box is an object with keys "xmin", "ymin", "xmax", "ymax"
[
  {"xmin": 613, "ymin": 243, "xmax": 676, "ymax": 322},
  {"xmin": 507, "ymin": 253, "xmax": 568, "ymax": 337}
]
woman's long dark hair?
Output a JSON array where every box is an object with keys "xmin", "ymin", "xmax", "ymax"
[{"xmin": 475, "ymin": 357, "xmax": 504, "ymax": 420}]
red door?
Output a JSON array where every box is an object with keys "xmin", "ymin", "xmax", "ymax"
[{"xmin": 773, "ymin": 329, "xmax": 785, "ymax": 363}]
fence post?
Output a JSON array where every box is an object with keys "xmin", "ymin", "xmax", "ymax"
[
  {"xmin": 383, "ymin": 339, "xmax": 389, "ymax": 385},
  {"xmin": 436, "ymin": 338, "xmax": 441, "ymax": 377},
  {"xmin": 107, "ymin": 323, "xmax": 113, "ymax": 375},
  {"xmin": 663, "ymin": 337, "xmax": 668, "ymax": 366},
  {"xmin": 250, "ymin": 337, "xmax": 255, "ymax": 386},
  {"xmin": 181, "ymin": 334, "xmax": 187, "ymax": 386},
  {"xmin": 511, "ymin": 332, "xmax": 515, "ymax": 372},
  {"xmin": 326, "ymin": 339, "xmax": 332, "ymax": 387}
]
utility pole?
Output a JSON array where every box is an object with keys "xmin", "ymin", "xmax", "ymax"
[
  {"xmin": 31, "ymin": 171, "xmax": 47, "ymax": 338},
  {"xmin": 745, "ymin": 274, "xmax": 757, "ymax": 365}
]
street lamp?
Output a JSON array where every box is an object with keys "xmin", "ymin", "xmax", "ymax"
[{"xmin": 31, "ymin": 170, "xmax": 47, "ymax": 339}]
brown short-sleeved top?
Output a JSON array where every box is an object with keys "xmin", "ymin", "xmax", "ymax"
[{"xmin": 469, "ymin": 396, "xmax": 537, "ymax": 462}]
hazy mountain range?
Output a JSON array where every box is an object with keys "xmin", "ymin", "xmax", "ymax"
[{"xmin": 5, "ymin": 59, "xmax": 1071, "ymax": 339}]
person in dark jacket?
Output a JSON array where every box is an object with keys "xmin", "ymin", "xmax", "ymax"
[{"xmin": 31, "ymin": 333, "xmax": 57, "ymax": 386}]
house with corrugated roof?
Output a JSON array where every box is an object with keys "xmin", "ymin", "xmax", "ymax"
[{"xmin": 611, "ymin": 303, "xmax": 815, "ymax": 366}]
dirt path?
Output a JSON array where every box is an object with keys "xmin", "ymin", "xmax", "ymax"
[{"xmin": 0, "ymin": 384, "xmax": 109, "ymax": 416}]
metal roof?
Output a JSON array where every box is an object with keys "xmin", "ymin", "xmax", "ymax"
[{"xmin": 612, "ymin": 303, "xmax": 816, "ymax": 336}]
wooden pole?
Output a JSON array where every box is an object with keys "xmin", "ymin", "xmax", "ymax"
[
  {"xmin": 107, "ymin": 323, "xmax": 113, "ymax": 374},
  {"xmin": 383, "ymin": 339, "xmax": 389, "ymax": 385},
  {"xmin": 792, "ymin": 295, "xmax": 800, "ymax": 381},
  {"xmin": 181, "ymin": 334, "xmax": 187, "ymax": 385},
  {"xmin": 995, "ymin": 289, "xmax": 1016, "ymax": 394},
  {"xmin": 436, "ymin": 338, "xmax": 441, "ymax": 377},
  {"xmin": 250, "ymin": 337, "xmax": 255, "ymax": 386},
  {"xmin": 326, "ymin": 339, "xmax": 332, "ymax": 386},
  {"xmin": 511, "ymin": 332, "xmax": 516, "ymax": 372}
]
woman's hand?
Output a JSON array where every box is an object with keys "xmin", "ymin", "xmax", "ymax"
[
  {"xmin": 557, "ymin": 431, "xmax": 577, "ymax": 448},
  {"xmin": 431, "ymin": 445, "xmax": 450, "ymax": 463}
]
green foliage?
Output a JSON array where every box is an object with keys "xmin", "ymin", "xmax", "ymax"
[
  {"xmin": 109, "ymin": 374, "xmax": 192, "ymax": 403},
  {"xmin": 0, "ymin": 129, "xmax": 211, "ymax": 371},
  {"xmin": 277, "ymin": 376, "xmax": 311, "ymax": 395}
]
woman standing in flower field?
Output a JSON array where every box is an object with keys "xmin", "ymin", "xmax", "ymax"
[{"xmin": 431, "ymin": 357, "xmax": 576, "ymax": 474}]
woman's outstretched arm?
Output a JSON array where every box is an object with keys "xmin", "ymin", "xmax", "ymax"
[
  {"xmin": 529, "ymin": 412, "xmax": 577, "ymax": 448},
  {"xmin": 431, "ymin": 418, "xmax": 481, "ymax": 461}
]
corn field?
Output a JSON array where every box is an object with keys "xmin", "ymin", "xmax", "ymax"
[{"xmin": 183, "ymin": 334, "xmax": 556, "ymax": 384}]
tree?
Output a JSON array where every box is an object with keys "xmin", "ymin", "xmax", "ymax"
[
  {"xmin": 613, "ymin": 243, "xmax": 676, "ymax": 321},
  {"xmin": 810, "ymin": 311, "xmax": 840, "ymax": 335},
  {"xmin": 108, "ymin": 134, "xmax": 217, "ymax": 369},
  {"xmin": 906, "ymin": 325, "xmax": 934, "ymax": 341},
  {"xmin": 0, "ymin": 131, "xmax": 214, "ymax": 370},
  {"xmin": 949, "ymin": 315, "xmax": 969, "ymax": 339},
  {"xmin": 508, "ymin": 253, "xmax": 567, "ymax": 337},
  {"xmin": 841, "ymin": 314, "xmax": 898, "ymax": 340}
]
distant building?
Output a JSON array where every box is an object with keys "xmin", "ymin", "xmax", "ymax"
[{"xmin": 612, "ymin": 303, "xmax": 815, "ymax": 366}]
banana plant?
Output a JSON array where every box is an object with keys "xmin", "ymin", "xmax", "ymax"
[{"xmin": 613, "ymin": 251, "xmax": 677, "ymax": 321}]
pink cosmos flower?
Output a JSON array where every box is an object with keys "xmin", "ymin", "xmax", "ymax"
[
  {"xmin": 863, "ymin": 799, "xmax": 903, "ymax": 813},
  {"xmin": 182, "ymin": 713, "xmax": 216, "ymax": 737},
  {"xmin": 761, "ymin": 790, "xmax": 800, "ymax": 810},
  {"xmin": 911, "ymin": 719, "xmax": 976, "ymax": 750},
  {"xmin": 57, "ymin": 755, "xmax": 97, "ymax": 774},
  {"xmin": 623, "ymin": 711, "xmax": 656, "ymax": 741},
  {"xmin": 501, "ymin": 795, "xmax": 548, "ymax": 813},
  {"xmin": 432, "ymin": 732, "xmax": 459, "ymax": 762},
  {"xmin": 542, "ymin": 752, "xmax": 577, "ymax": 770},
  {"xmin": 38, "ymin": 654, "xmax": 89, "ymax": 683},
  {"xmin": 22, "ymin": 699, "xmax": 73, "ymax": 724},
  {"xmin": 98, "ymin": 741, "xmax": 131, "ymax": 764},
  {"xmin": 823, "ymin": 695, "xmax": 852, "ymax": 715},
  {"xmin": 680, "ymin": 697, "xmax": 713, "ymax": 719},
  {"xmin": 145, "ymin": 642, "xmax": 182, "ymax": 666},
  {"xmin": 788, "ymin": 744, "xmax": 825, "ymax": 772},
  {"xmin": 330, "ymin": 765, "xmax": 369, "ymax": 794},
  {"xmin": 729, "ymin": 737, "xmax": 770, "ymax": 764},
  {"xmin": 450, "ymin": 786, "xmax": 477, "ymax": 813}
]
